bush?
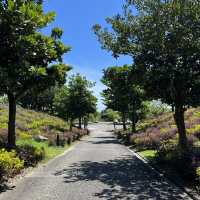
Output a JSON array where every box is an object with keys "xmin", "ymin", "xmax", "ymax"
[
  {"xmin": 130, "ymin": 128, "xmax": 177, "ymax": 150},
  {"xmin": 115, "ymin": 130, "xmax": 130, "ymax": 144},
  {"xmin": 0, "ymin": 149, "xmax": 24, "ymax": 182},
  {"xmin": 67, "ymin": 137, "xmax": 72, "ymax": 145},
  {"xmin": 17, "ymin": 131, "xmax": 32, "ymax": 140},
  {"xmin": 196, "ymin": 167, "xmax": 200, "ymax": 190},
  {"xmin": 156, "ymin": 141, "xmax": 195, "ymax": 179},
  {"xmin": 17, "ymin": 144, "xmax": 45, "ymax": 167}
]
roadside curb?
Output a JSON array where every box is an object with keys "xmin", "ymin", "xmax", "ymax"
[{"xmin": 123, "ymin": 143, "xmax": 200, "ymax": 200}]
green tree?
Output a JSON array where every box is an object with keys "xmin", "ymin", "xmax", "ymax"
[
  {"xmin": 53, "ymin": 86, "xmax": 69, "ymax": 120},
  {"xmin": 19, "ymin": 86, "xmax": 57, "ymax": 114},
  {"xmin": 53, "ymin": 74, "xmax": 97, "ymax": 130},
  {"xmin": 93, "ymin": 0, "xmax": 200, "ymax": 154},
  {"xmin": 128, "ymin": 83, "xmax": 145, "ymax": 132},
  {"xmin": 101, "ymin": 65, "xmax": 144, "ymax": 132},
  {"xmin": 102, "ymin": 66, "xmax": 130, "ymax": 130},
  {"xmin": 88, "ymin": 112, "xmax": 101, "ymax": 123},
  {"xmin": 67, "ymin": 74, "xmax": 97, "ymax": 129},
  {"xmin": 101, "ymin": 109, "xmax": 120, "ymax": 122},
  {"xmin": 0, "ymin": 0, "xmax": 71, "ymax": 147}
]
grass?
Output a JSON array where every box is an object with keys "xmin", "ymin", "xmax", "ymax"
[
  {"xmin": 0, "ymin": 104, "xmax": 69, "ymax": 139},
  {"xmin": 17, "ymin": 139, "xmax": 70, "ymax": 163},
  {"xmin": 0, "ymin": 105, "xmax": 71, "ymax": 145},
  {"xmin": 138, "ymin": 150, "xmax": 157, "ymax": 162}
]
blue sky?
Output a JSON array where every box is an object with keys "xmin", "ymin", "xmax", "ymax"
[{"xmin": 43, "ymin": 0, "xmax": 132, "ymax": 111}]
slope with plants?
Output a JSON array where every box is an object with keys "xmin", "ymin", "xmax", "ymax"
[
  {"xmin": 0, "ymin": 105, "xmax": 89, "ymax": 183},
  {"xmin": 116, "ymin": 108, "xmax": 200, "ymax": 191}
]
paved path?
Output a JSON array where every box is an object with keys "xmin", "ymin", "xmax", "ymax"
[{"xmin": 0, "ymin": 123, "xmax": 192, "ymax": 200}]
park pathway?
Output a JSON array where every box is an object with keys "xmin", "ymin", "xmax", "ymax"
[{"xmin": 0, "ymin": 123, "xmax": 192, "ymax": 200}]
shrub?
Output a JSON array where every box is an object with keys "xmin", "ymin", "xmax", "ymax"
[
  {"xmin": 48, "ymin": 139, "xmax": 56, "ymax": 147},
  {"xmin": 156, "ymin": 141, "xmax": 195, "ymax": 178},
  {"xmin": 0, "ymin": 149, "xmax": 24, "ymax": 181},
  {"xmin": 196, "ymin": 167, "xmax": 200, "ymax": 192},
  {"xmin": 17, "ymin": 131, "xmax": 32, "ymax": 140},
  {"xmin": 115, "ymin": 130, "xmax": 130, "ymax": 144},
  {"xmin": 67, "ymin": 137, "xmax": 72, "ymax": 145},
  {"xmin": 17, "ymin": 144, "xmax": 45, "ymax": 167},
  {"xmin": 187, "ymin": 135, "xmax": 199, "ymax": 146},
  {"xmin": 130, "ymin": 128, "xmax": 177, "ymax": 150}
]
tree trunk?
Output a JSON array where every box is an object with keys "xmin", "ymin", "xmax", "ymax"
[
  {"xmin": 132, "ymin": 119, "xmax": 136, "ymax": 133},
  {"xmin": 113, "ymin": 121, "xmax": 116, "ymax": 129},
  {"xmin": 122, "ymin": 112, "xmax": 127, "ymax": 131},
  {"xmin": 174, "ymin": 105, "xmax": 188, "ymax": 153},
  {"xmin": 70, "ymin": 119, "xmax": 73, "ymax": 131},
  {"xmin": 8, "ymin": 94, "xmax": 17, "ymax": 148},
  {"xmin": 56, "ymin": 134, "xmax": 60, "ymax": 146},
  {"xmin": 172, "ymin": 105, "xmax": 175, "ymax": 112},
  {"xmin": 78, "ymin": 117, "xmax": 82, "ymax": 129},
  {"xmin": 131, "ymin": 107, "xmax": 136, "ymax": 133},
  {"xmin": 83, "ymin": 117, "xmax": 88, "ymax": 129}
]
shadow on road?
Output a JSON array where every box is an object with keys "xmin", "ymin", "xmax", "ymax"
[
  {"xmin": 94, "ymin": 136, "xmax": 116, "ymax": 139},
  {"xmin": 87, "ymin": 139, "xmax": 120, "ymax": 145},
  {"xmin": 0, "ymin": 183, "xmax": 15, "ymax": 194},
  {"xmin": 54, "ymin": 155, "xmax": 186, "ymax": 200}
]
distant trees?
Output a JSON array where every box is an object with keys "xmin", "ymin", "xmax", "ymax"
[
  {"xmin": 94, "ymin": 0, "xmax": 200, "ymax": 154},
  {"xmin": 19, "ymin": 86, "xmax": 57, "ymax": 113},
  {"xmin": 19, "ymin": 74, "xmax": 98, "ymax": 130},
  {"xmin": 101, "ymin": 65, "xmax": 145, "ymax": 132},
  {"xmin": 0, "ymin": 0, "xmax": 70, "ymax": 147},
  {"xmin": 102, "ymin": 66, "xmax": 130, "ymax": 130},
  {"xmin": 53, "ymin": 74, "xmax": 97, "ymax": 130},
  {"xmin": 65, "ymin": 74, "xmax": 97, "ymax": 129},
  {"xmin": 101, "ymin": 109, "xmax": 121, "ymax": 122}
]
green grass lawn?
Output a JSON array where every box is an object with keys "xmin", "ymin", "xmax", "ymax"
[
  {"xmin": 17, "ymin": 139, "xmax": 70, "ymax": 163},
  {"xmin": 138, "ymin": 150, "xmax": 157, "ymax": 162}
]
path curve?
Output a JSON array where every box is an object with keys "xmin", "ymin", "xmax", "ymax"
[{"xmin": 0, "ymin": 123, "xmax": 192, "ymax": 200}]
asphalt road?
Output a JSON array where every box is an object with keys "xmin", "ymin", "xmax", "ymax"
[{"xmin": 0, "ymin": 123, "xmax": 192, "ymax": 200}]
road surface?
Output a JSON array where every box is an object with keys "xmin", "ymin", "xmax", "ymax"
[{"xmin": 0, "ymin": 123, "xmax": 192, "ymax": 200}]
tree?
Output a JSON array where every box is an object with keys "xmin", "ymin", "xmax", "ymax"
[
  {"xmin": 93, "ymin": 0, "xmax": 200, "ymax": 154},
  {"xmin": 101, "ymin": 65, "xmax": 144, "ymax": 132},
  {"xmin": 53, "ymin": 74, "xmax": 97, "ymax": 130},
  {"xmin": 102, "ymin": 66, "xmax": 130, "ymax": 130},
  {"xmin": 0, "ymin": 0, "xmax": 71, "ymax": 147},
  {"xmin": 88, "ymin": 112, "xmax": 101, "ymax": 123},
  {"xmin": 128, "ymin": 83, "xmax": 145, "ymax": 132},
  {"xmin": 101, "ymin": 109, "xmax": 121, "ymax": 122},
  {"xmin": 53, "ymin": 86, "xmax": 69, "ymax": 120},
  {"xmin": 67, "ymin": 74, "xmax": 97, "ymax": 129},
  {"xmin": 19, "ymin": 86, "xmax": 57, "ymax": 114}
]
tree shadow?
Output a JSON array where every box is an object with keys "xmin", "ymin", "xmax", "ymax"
[
  {"xmin": 94, "ymin": 136, "xmax": 116, "ymax": 139},
  {"xmin": 88, "ymin": 139, "xmax": 120, "ymax": 145},
  {"xmin": 54, "ymin": 155, "xmax": 187, "ymax": 200},
  {"xmin": 0, "ymin": 183, "xmax": 15, "ymax": 194}
]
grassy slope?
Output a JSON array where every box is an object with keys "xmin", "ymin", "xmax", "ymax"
[
  {"xmin": 132, "ymin": 108, "xmax": 200, "ymax": 156},
  {"xmin": 0, "ymin": 105, "xmax": 71, "ymax": 162}
]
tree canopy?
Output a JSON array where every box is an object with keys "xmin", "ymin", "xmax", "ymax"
[
  {"xmin": 94, "ymin": 0, "xmax": 200, "ymax": 154},
  {"xmin": 66, "ymin": 74, "xmax": 97, "ymax": 128},
  {"xmin": 102, "ymin": 65, "xmax": 145, "ymax": 131}
]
